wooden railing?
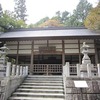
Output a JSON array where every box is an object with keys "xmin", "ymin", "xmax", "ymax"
[{"xmin": 33, "ymin": 64, "xmax": 62, "ymax": 75}]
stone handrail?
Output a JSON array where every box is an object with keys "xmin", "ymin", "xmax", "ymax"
[
  {"xmin": 6, "ymin": 62, "xmax": 28, "ymax": 77},
  {"xmin": 63, "ymin": 62, "xmax": 69, "ymax": 100},
  {"xmin": 63, "ymin": 62, "xmax": 100, "ymax": 78},
  {"xmin": 0, "ymin": 62, "xmax": 29, "ymax": 100},
  {"xmin": 63, "ymin": 62, "xmax": 100, "ymax": 100}
]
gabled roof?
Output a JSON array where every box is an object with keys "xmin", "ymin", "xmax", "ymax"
[{"xmin": 0, "ymin": 27, "xmax": 100, "ymax": 41}]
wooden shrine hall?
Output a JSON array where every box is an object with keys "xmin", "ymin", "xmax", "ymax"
[{"xmin": 0, "ymin": 27, "xmax": 100, "ymax": 75}]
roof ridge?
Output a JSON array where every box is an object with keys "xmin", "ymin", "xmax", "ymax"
[{"xmin": 7, "ymin": 27, "xmax": 86, "ymax": 32}]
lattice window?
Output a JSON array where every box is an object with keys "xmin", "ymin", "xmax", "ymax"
[{"xmin": 70, "ymin": 67, "xmax": 77, "ymax": 75}]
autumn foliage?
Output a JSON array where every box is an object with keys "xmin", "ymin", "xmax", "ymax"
[
  {"xmin": 38, "ymin": 19, "xmax": 64, "ymax": 27},
  {"xmin": 84, "ymin": 2, "xmax": 100, "ymax": 30}
]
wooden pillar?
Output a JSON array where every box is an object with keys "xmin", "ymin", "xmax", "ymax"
[
  {"xmin": 30, "ymin": 40, "xmax": 34, "ymax": 75},
  {"xmin": 47, "ymin": 40, "xmax": 49, "ymax": 47},
  {"xmin": 16, "ymin": 41, "xmax": 19, "ymax": 65},
  {"xmin": 62, "ymin": 40, "xmax": 65, "ymax": 66},
  {"xmin": 78, "ymin": 39, "xmax": 81, "ymax": 64},
  {"xmin": 94, "ymin": 39, "xmax": 98, "ymax": 64}
]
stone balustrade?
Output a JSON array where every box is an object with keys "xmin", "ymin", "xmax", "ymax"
[
  {"xmin": 0, "ymin": 44, "xmax": 29, "ymax": 100},
  {"xmin": 63, "ymin": 62, "xmax": 100, "ymax": 78},
  {"xmin": 0, "ymin": 62, "xmax": 29, "ymax": 100},
  {"xmin": 5, "ymin": 62, "xmax": 28, "ymax": 77}
]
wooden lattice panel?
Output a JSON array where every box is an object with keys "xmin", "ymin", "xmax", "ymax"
[
  {"xmin": 33, "ymin": 64, "xmax": 47, "ymax": 74},
  {"xmin": 48, "ymin": 64, "xmax": 62, "ymax": 73},
  {"xmin": 70, "ymin": 67, "xmax": 77, "ymax": 75},
  {"xmin": 33, "ymin": 64, "xmax": 62, "ymax": 75}
]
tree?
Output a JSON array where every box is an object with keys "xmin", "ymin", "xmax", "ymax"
[
  {"xmin": 52, "ymin": 11, "xmax": 70, "ymax": 25},
  {"xmin": 0, "ymin": 4, "xmax": 3, "ymax": 17},
  {"xmin": 0, "ymin": 4, "xmax": 3, "ymax": 31},
  {"xmin": 14, "ymin": 0, "xmax": 27, "ymax": 22},
  {"xmin": 84, "ymin": 2, "xmax": 100, "ymax": 30},
  {"xmin": 72, "ymin": 0, "xmax": 92, "ymax": 25},
  {"xmin": 28, "ymin": 23, "xmax": 35, "ymax": 28},
  {"xmin": 0, "ymin": 10, "xmax": 27, "ymax": 31},
  {"xmin": 38, "ymin": 19, "xmax": 64, "ymax": 27},
  {"xmin": 61, "ymin": 11, "xmax": 69, "ymax": 24},
  {"xmin": 55, "ymin": 11, "xmax": 62, "ymax": 22},
  {"xmin": 34, "ymin": 17, "xmax": 49, "ymax": 27}
]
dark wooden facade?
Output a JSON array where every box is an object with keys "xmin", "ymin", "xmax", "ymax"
[{"xmin": 0, "ymin": 27, "xmax": 100, "ymax": 74}]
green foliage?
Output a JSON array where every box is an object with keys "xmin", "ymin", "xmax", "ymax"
[
  {"xmin": 0, "ymin": 10, "xmax": 27, "ymax": 31},
  {"xmin": 14, "ymin": 0, "xmax": 27, "ymax": 22},
  {"xmin": 55, "ymin": 11, "xmax": 62, "ymax": 22},
  {"xmin": 85, "ymin": 2, "xmax": 100, "ymax": 30},
  {"xmin": 49, "ymin": 0, "xmax": 92, "ymax": 27},
  {"xmin": 54, "ymin": 11, "xmax": 70, "ymax": 24},
  {"xmin": 73, "ymin": 0, "xmax": 92, "ymax": 22},
  {"xmin": 0, "ymin": 4, "xmax": 3, "ymax": 17},
  {"xmin": 61, "ymin": 11, "xmax": 69, "ymax": 23},
  {"xmin": 38, "ymin": 19, "xmax": 64, "ymax": 27},
  {"xmin": 34, "ymin": 17, "xmax": 49, "ymax": 27},
  {"xmin": 28, "ymin": 23, "xmax": 35, "ymax": 28},
  {"xmin": 66, "ymin": 0, "xmax": 92, "ymax": 27}
]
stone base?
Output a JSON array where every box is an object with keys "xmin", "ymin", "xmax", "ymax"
[
  {"xmin": 66, "ymin": 77, "xmax": 100, "ymax": 100},
  {"xmin": 80, "ymin": 64, "xmax": 87, "ymax": 71},
  {"xmin": 80, "ymin": 72, "xmax": 88, "ymax": 77},
  {"xmin": 0, "ymin": 72, "xmax": 6, "ymax": 77},
  {"xmin": 82, "ymin": 59, "xmax": 91, "ymax": 65}
]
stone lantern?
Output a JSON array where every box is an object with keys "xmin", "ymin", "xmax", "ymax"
[
  {"xmin": 0, "ymin": 44, "xmax": 9, "ymax": 77},
  {"xmin": 80, "ymin": 42, "xmax": 91, "ymax": 77},
  {"xmin": 0, "ymin": 44, "xmax": 9, "ymax": 64},
  {"xmin": 81, "ymin": 42, "xmax": 91, "ymax": 64}
]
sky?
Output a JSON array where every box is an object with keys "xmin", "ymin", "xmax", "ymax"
[{"xmin": 0, "ymin": 0, "xmax": 99, "ymax": 24}]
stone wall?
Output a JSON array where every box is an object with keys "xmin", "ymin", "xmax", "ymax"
[
  {"xmin": 0, "ymin": 76, "xmax": 26, "ymax": 100},
  {"xmin": 66, "ymin": 77, "xmax": 100, "ymax": 100}
]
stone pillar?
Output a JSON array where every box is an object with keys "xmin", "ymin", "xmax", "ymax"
[
  {"xmin": 77, "ymin": 64, "xmax": 80, "ymax": 77},
  {"xmin": 97, "ymin": 64, "xmax": 100, "ymax": 77},
  {"xmin": 11, "ymin": 65, "xmax": 16, "ymax": 76},
  {"xmin": 16, "ymin": 65, "xmax": 20, "ymax": 76},
  {"xmin": 6, "ymin": 62, "xmax": 11, "ymax": 77},
  {"xmin": 26, "ymin": 66, "xmax": 28, "ymax": 75},
  {"xmin": 66, "ymin": 62, "xmax": 70, "ymax": 77},
  {"xmin": 87, "ymin": 64, "xmax": 91, "ymax": 77},
  {"xmin": 63, "ymin": 64, "xmax": 67, "ymax": 77},
  {"xmin": 20, "ymin": 66, "xmax": 23, "ymax": 76},
  {"xmin": 23, "ymin": 67, "xmax": 26, "ymax": 75}
]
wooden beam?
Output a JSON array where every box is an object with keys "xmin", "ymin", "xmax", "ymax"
[
  {"xmin": 62, "ymin": 40, "xmax": 65, "ymax": 66},
  {"xmin": 94, "ymin": 39, "xmax": 98, "ymax": 64},
  {"xmin": 78, "ymin": 39, "xmax": 81, "ymax": 64},
  {"xmin": 30, "ymin": 40, "xmax": 34, "ymax": 74},
  {"xmin": 16, "ymin": 41, "xmax": 19, "ymax": 65}
]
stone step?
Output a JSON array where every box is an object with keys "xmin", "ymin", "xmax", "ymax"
[
  {"xmin": 8, "ymin": 75, "xmax": 64, "ymax": 100},
  {"xmin": 12, "ymin": 92, "xmax": 64, "ymax": 98},
  {"xmin": 26, "ymin": 78, "xmax": 63, "ymax": 81},
  {"xmin": 9, "ymin": 96, "xmax": 64, "ymax": 100},
  {"xmin": 24, "ymin": 80, "xmax": 62, "ymax": 83},
  {"xmin": 27, "ymin": 75, "xmax": 62, "ymax": 79},
  {"xmin": 22, "ymin": 82, "xmax": 63, "ymax": 86},
  {"xmin": 28, "ymin": 75, "xmax": 62, "ymax": 78},
  {"xmin": 16, "ymin": 88, "xmax": 64, "ymax": 93},
  {"xmin": 19, "ymin": 85, "xmax": 63, "ymax": 89}
]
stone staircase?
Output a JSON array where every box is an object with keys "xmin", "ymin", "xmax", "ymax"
[{"xmin": 8, "ymin": 75, "xmax": 65, "ymax": 100}]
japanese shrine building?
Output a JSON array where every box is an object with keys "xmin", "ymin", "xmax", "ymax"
[{"xmin": 0, "ymin": 27, "xmax": 100, "ymax": 75}]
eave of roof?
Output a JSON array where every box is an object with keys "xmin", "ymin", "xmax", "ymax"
[{"xmin": 0, "ymin": 27, "xmax": 100, "ymax": 41}]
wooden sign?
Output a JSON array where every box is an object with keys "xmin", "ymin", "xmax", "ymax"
[{"xmin": 39, "ymin": 46, "xmax": 56, "ymax": 53}]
